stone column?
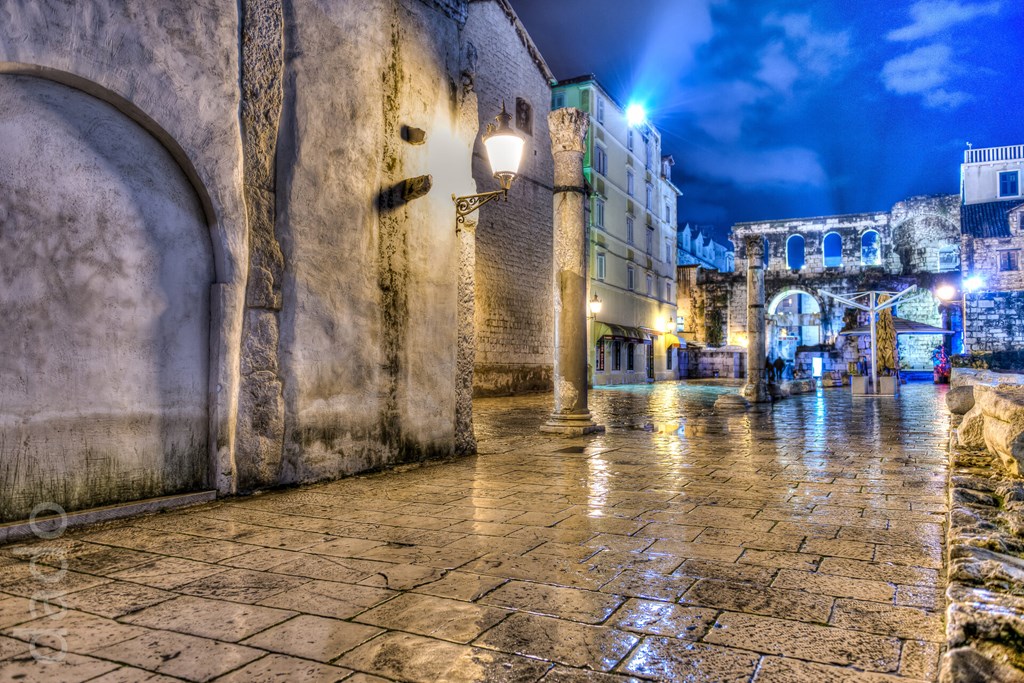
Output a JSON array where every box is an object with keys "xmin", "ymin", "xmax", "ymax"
[
  {"xmin": 741, "ymin": 235, "xmax": 770, "ymax": 403},
  {"xmin": 454, "ymin": 217, "xmax": 477, "ymax": 456},
  {"xmin": 541, "ymin": 109, "xmax": 604, "ymax": 436}
]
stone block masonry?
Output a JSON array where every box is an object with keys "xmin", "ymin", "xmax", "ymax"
[
  {"xmin": 0, "ymin": 0, "xmax": 492, "ymax": 520},
  {"xmin": 465, "ymin": 0, "xmax": 555, "ymax": 397},
  {"xmin": 966, "ymin": 291, "xmax": 1024, "ymax": 352},
  {"xmin": 944, "ymin": 368, "xmax": 1024, "ymax": 680}
]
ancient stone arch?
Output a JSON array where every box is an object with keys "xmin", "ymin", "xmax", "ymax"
[{"xmin": 0, "ymin": 69, "xmax": 229, "ymax": 520}]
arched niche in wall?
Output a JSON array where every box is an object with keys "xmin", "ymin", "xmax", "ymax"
[
  {"xmin": 861, "ymin": 229, "xmax": 882, "ymax": 266},
  {"xmin": 823, "ymin": 232, "xmax": 843, "ymax": 267},
  {"xmin": 0, "ymin": 73, "xmax": 215, "ymax": 521},
  {"xmin": 786, "ymin": 234, "xmax": 806, "ymax": 270}
]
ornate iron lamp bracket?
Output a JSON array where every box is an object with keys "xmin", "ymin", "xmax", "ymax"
[{"xmin": 452, "ymin": 189, "xmax": 508, "ymax": 224}]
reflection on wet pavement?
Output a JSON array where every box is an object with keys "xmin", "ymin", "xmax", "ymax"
[{"xmin": 0, "ymin": 380, "xmax": 948, "ymax": 681}]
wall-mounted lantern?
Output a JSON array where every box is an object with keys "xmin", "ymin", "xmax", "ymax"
[
  {"xmin": 588, "ymin": 294, "xmax": 603, "ymax": 318},
  {"xmin": 453, "ymin": 102, "xmax": 525, "ymax": 223}
]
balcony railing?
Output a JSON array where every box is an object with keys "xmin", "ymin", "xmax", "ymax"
[{"xmin": 964, "ymin": 145, "xmax": 1024, "ymax": 164}]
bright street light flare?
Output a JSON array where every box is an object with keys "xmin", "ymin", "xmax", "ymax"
[{"xmin": 626, "ymin": 103, "xmax": 646, "ymax": 127}]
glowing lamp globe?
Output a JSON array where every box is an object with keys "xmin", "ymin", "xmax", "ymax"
[
  {"xmin": 626, "ymin": 103, "xmax": 646, "ymax": 128},
  {"xmin": 588, "ymin": 295, "xmax": 603, "ymax": 315},
  {"xmin": 935, "ymin": 284, "xmax": 957, "ymax": 301},
  {"xmin": 483, "ymin": 102, "xmax": 525, "ymax": 191},
  {"xmin": 964, "ymin": 276, "xmax": 985, "ymax": 293}
]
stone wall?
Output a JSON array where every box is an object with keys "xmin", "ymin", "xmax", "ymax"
[
  {"xmin": 0, "ymin": 0, "xmax": 486, "ymax": 520},
  {"xmin": 696, "ymin": 349, "xmax": 745, "ymax": 379},
  {"xmin": 944, "ymin": 369, "xmax": 1024, "ymax": 681},
  {"xmin": 681, "ymin": 195, "xmax": 961, "ymax": 379},
  {"xmin": 965, "ymin": 291, "xmax": 1024, "ymax": 352},
  {"xmin": 465, "ymin": 0, "xmax": 555, "ymax": 397}
]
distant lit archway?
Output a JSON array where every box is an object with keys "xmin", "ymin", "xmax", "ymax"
[{"xmin": 767, "ymin": 289, "xmax": 822, "ymax": 374}]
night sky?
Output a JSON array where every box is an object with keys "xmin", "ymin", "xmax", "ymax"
[{"xmin": 506, "ymin": 0, "xmax": 1024, "ymax": 244}]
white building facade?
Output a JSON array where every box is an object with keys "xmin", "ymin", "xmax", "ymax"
[{"xmin": 552, "ymin": 76, "xmax": 682, "ymax": 385}]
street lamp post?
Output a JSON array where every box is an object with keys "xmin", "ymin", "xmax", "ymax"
[
  {"xmin": 937, "ymin": 277, "xmax": 983, "ymax": 355},
  {"xmin": 588, "ymin": 294, "xmax": 603, "ymax": 387},
  {"xmin": 451, "ymin": 103, "xmax": 525, "ymax": 456}
]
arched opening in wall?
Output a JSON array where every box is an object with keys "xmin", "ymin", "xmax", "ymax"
[
  {"xmin": 767, "ymin": 289, "xmax": 822, "ymax": 377},
  {"xmin": 0, "ymin": 74, "xmax": 214, "ymax": 522},
  {"xmin": 823, "ymin": 232, "xmax": 843, "ymax": 268},
  {"xmin": 762, "ymin": 237, "xmax": 770, "ymax": 267},
  {"xmin": 786, "ymin": 234, "xmax": 806, "ymax": 270},
  {"xmin": 861, "ymin": 230, "xmax": 881, "ymax": 266}
]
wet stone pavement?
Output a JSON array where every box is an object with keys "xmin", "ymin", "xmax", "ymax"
[{"xmin": 0, "ymin": 381, "xmax": 949, "ymax": 682}]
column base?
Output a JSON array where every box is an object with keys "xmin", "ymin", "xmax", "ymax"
[
  {"xmin": 740, "ymin": 381, "xmax": 771, "ymax": 404},
  {"xmin": 540, "ymin": 413, "xmax": 605, "ymax": 436}
]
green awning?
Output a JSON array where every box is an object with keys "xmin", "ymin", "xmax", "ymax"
[{"xmin": 594, "ymin": 323, "xmax": 650, "ymax": 342}]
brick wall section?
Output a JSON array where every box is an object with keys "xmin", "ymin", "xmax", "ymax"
[
  {"xmin": 965, "ymin": 292, "xmax": 1024, "ymax": 351},
  {"xmin": 464, "ymin": 0, "xmax": 555, "ymax": 396}
]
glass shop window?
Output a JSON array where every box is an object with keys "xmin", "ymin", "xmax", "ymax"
[
  {"xmin": 612, "ymin": 341, "xmax": 622, "ymax": 371},
  {"xmin": 627, "ymin": 343, "xmax": 636, "ymax": 371},
  {"xmin": 596, "ymin": 341, "xmax": 605, "ymax": 371}
]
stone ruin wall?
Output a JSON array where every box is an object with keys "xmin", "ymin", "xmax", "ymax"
[
  {"xmin": 687, "ymin": 195, "xmax": 961, "ymax": 378},
  {"xmin": 0, "ymin": 0, "xmax": 488, "ymax": 520},
  {"xmin": 465, "ymin": 0, "xmax": 555, "ymax": 397}
]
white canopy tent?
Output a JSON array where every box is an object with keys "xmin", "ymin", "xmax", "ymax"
[{"xmin": 820, "ymin": 286, "xmax": 921, "ymax": 395}]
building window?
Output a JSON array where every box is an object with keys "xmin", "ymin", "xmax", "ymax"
[
  {"xmin": 515, "ymin": 97, "xmax": 533, "ymax": 136},
  {"xmin": 646, "ymin": 274, "xmax": 653, "ymax": 296},
  {"xmin": 786, "ymin": 234, "xmax": 806, "ymax": 270},
  {"xmin": 665, "ymin": 241, "xmax": 672, "ymax": 263},
  {"xmin": 665, "ymin": 279, "xmax": 672, "ymax": 301},
  {"xmin": 938, "ymin": 245, "xmax": 959, "ymax": 272},
  {"xmin": 627, "ymin": 343, "xmax": 635, "ymax": 371},
  {"xmin": 664, "ymin": 202, "xmax": 671, "ymax": 222},
  {"xmin": 596, "ymin": 341, "xmax": 605, "ymax": 371},
  {"xmin": 999, "ymin": 171, "xmax": 1020, "ymax": 198},
  {"xmin": 594, "ymin": 146, "xmax": 607, "ymax": 176},
  {"xmin": 552, "ymin": 92, "xmax": 566, "ymax": 110},
  {"xmin": 627, "ymin": 265, "xmax": 635, "ymax": 291},
  {"xmin": 666, "ymin": 348, "xmax": 673, "ymax": 370},
  {"xmin": 861, "ymin": 230, "xmax": 881, "ymax": 266},
  {"xmin": 645, "ymin": 142, "xmax": 652, "ymax": 169},
  {"xmin": 627, "ymin": 170, "xmax": 634, "ymax": 197},
  {"xmin": 645, "ymin": 183, "xmax": 653, "ymax": 210},
  {"xmin": 823, "ymin": 232, "xmax": 842, "ymax": 268},
  {"xmin": 1000, "ymin": 250, "xmax": 1020, "ymax": 272},
  {"xmin": 612, "ymin": 341, "xmax": 622, "ymax": 371},
  {"xmin": 596, "ymin": 96, "xmax": 605, "ymax": 124},
  {"xmin": 594, "ymin": 198, "xmax": 605, "ymax": 228},
  {"xmin": 627, "ymin": 129, "xmax": 634, "ymax": 152},
  {"xmin": 646, "ymin": 227, "xmax": 654, "ymax": 255},
  {"xmin": 596, "ymin": 252, "xmax": 606, "ymax": 281},
  {"xmin": 626, "ymin": 216, "xmax": 634, "ymax": 244}
]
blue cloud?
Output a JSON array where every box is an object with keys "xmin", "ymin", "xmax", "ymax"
[{"xmin": 887, "ymin": 0, "xmax": 1001, "ymax": 41}]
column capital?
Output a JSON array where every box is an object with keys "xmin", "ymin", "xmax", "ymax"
[
  {"xmin": 548, "ymin": 108, "xmax": 589, "ymax": 154},
  {"xmin": 744, "ymin": 235, "xmax": 765, "ymax": 262}
]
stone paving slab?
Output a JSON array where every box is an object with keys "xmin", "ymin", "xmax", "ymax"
[{"xmin": 0, "ymin": 382, "xmax": 948, "ymax": 681}]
